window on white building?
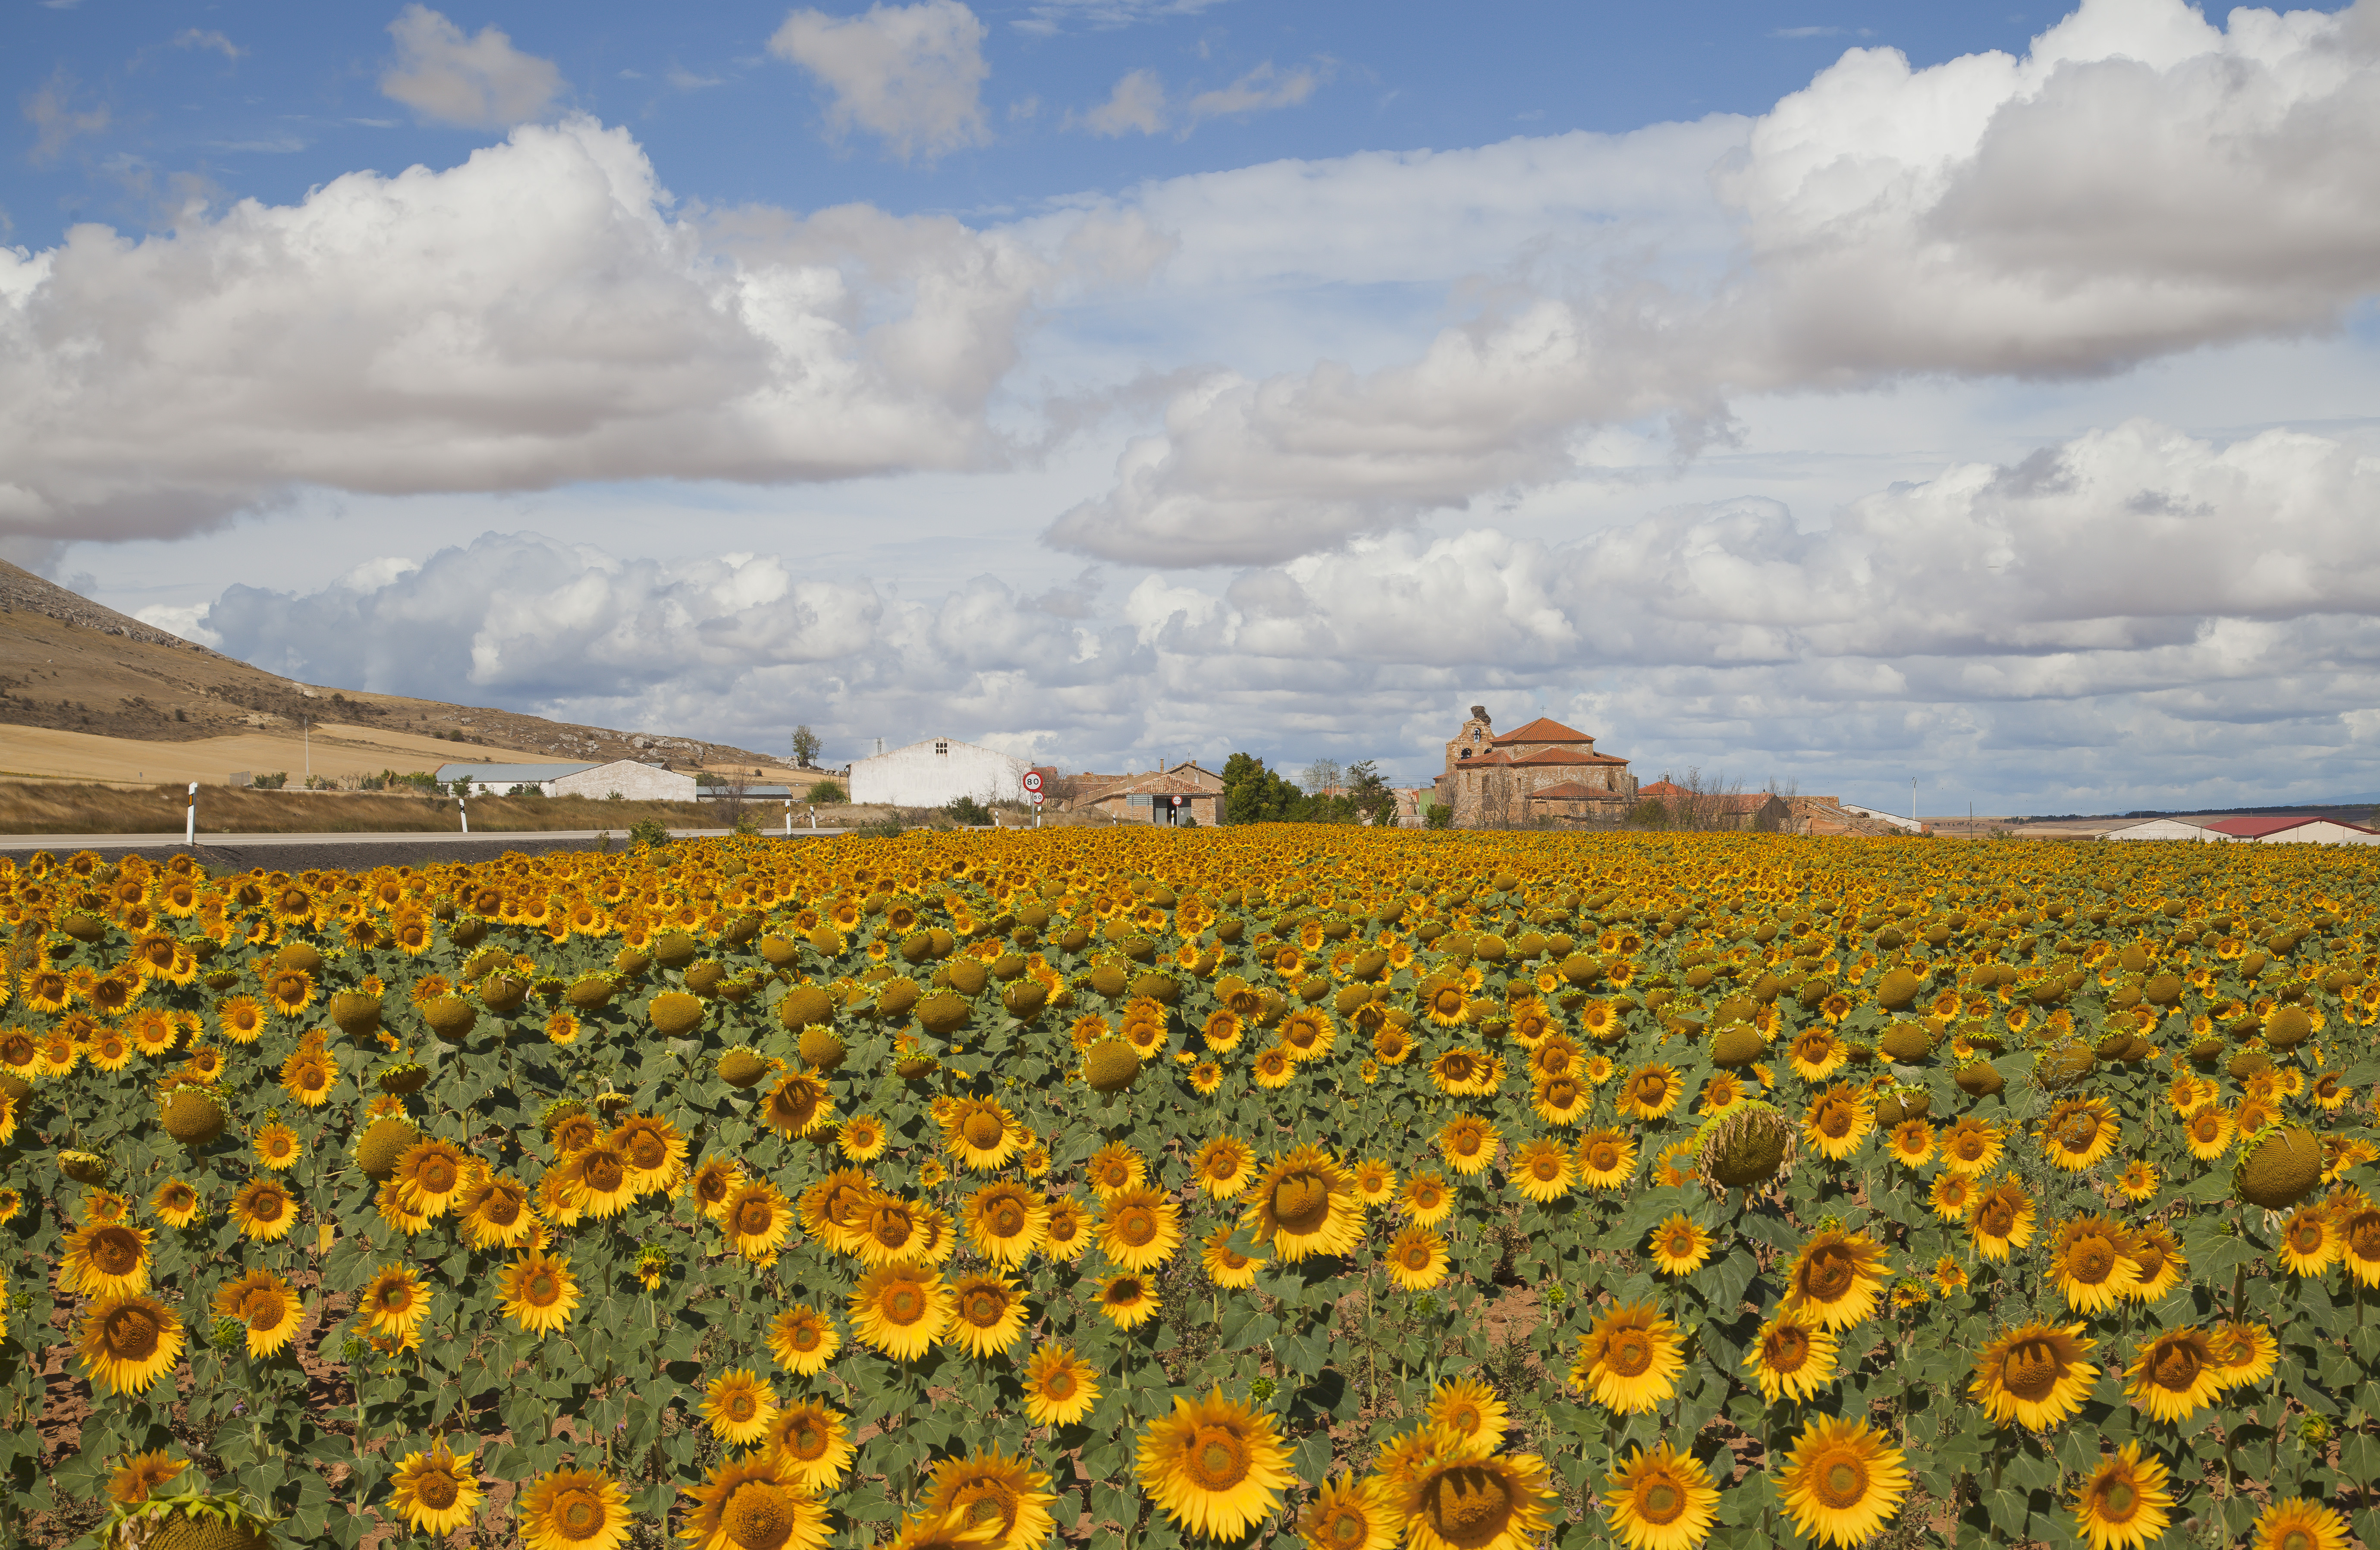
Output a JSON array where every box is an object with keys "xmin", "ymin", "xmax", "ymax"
[{"xmin": 934, "ymin": 740, "xmax": 948, "ymax": 756}]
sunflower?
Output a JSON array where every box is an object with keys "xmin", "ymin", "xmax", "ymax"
[
  {"xmin": 838, "ymin": 1113, "xmax": 890, "ymax": 1163},
  {"xmin": 1970, "ymin": 1323, "xmax": 2099, "ymax": 1430},
  {"xmin": 1200, "ymin": 1009, "xmax": 1246, "ymax": 1052},
  {"xmin": 963, "ymin": 1181, "xmax": 1047, "ymax": 1267},
  {"xmin": 216, "ymin": 996, "xmax": 266, "ymax": 1043},
  {"xmin": 1437, "ymin": 1116, "xmax": 1500, "ymax": 1176},
  {"xmin": 1426, "ymin": 1377, "xmax": 1507, "ymax": 1457},
  {"xmin": 1201, "ymin": 1223, "xmax": 1263, "ymax": 1290},
  {"xmin": 1530, "ymin": 1074, "xmax": 1592, "ymax": 1127},
  {"xmin": 1783, "ymin": 1229, "xmax": 1888, "ymax": 1330},
  {"xmin": 762, "ymin": 1072, "xmax": 835, "ymax": 1139},
  {"xmin": 2340, "ymin": 1204, "xmax": 2380, "ymax": 1289},
  {"xmin": 63, "ymin": 1220, "xmax": 152, "ymax": 1298},
  {"xmin": 2070, "ymin": 1442, "xmax": 2171, "ymax": 1550},
  {"xmin": 211, "ymin": 1268, "xmax": 302, "ymax": 1358},
  {"xmin": 1968, "ymin": 1178, "xmax": 2037, "ymax": 1262},
  {"xmin": 1604, "ymin": 1443, "xmax": 1719, "ymax": 1550},
  {"xmin": 944, "ymin": 1097, "xmax": 1020, "ymax": 1172},
  {"xmin": 1508, "ymin": 1138, "xmax": 1574, "ymax": 1203},
  {"xmin": 229, "ymin": 1178, "xmax": 298, "ymax": 1243},
  {"xmin": 1252, "ymin": 1047, "xmax": 1296, "ymax": 1088},
  {"xmin": 1428, "ymin": 1046, "xmax": 1498, "ymax": 1096},
  {"xmin": 1300, "ymin": 1475, "xmax": 1391, "ymax": 1550},
  {"xmin": 2125, "ymin": 1327, "xmax": 2224, "ymax": 1422},
  {"xmin": 2113, "ymin": 1160, "xmax": 2158, "ymax": 1204},
  {"xmin": 151, "ymin": 1178, "xmax": 201, "ymax": 1229},
  {"xmin": 2050, "ymin": 1216, "xmax": 2143, "ymax": 1314},
  {"xmin": 762, "ymin": 1305, "xmax": 840, "ymax": 1378},
  {"xmin": 1086, "ymin": 1142, "xmax": 1148, "ymax": 1198},
  {"xmin": 1576, "ymin": 1129, "xmax": 1638, "ymax": 1191},
  {"xmin": 948, "ymin": 1274, "xmax": 1029, "ymax": 1358},
  {"xmin": 723, "ymin": 1181, "xmax": 795, "ymax": 1264},
  {"xmin": 1246, "ymin": 1146, "xmax": 1365, "ymax": 1260},
  {"xmin": 1401, "ymin": 1449, "xmax": 1554, "ymax": 1550},
  {"xmin": 2208, "ymin": 1320, "xmax": 2278, "ymax": 1389},
  {"xmin": 106, "ymin": 1449, "xmax": 187, "ymax": 1505},
  {"xmin": 392, "ymin": 1137, "xmax": 471, "ymax": 1218},
  {"xmin": 458, "ymin": 1174, "xmax": 539, "ymax": 1251},
  {"xmin": 1419, "ymin": 975, "xmax": 1472, "ymax": 1027},
  {"xmin": 1617, "ymin": 1063, "xmax": 1683, "ymax": 1121},
  {"xmin": 494, "ymin": 1250, "xmax": 580, "ymax": 1337},
  {"xmin": 1789, "ymin": 1028, "xmax": 1847, "ymax": 1082},
  {"xmin": 609, "ymin": 1113, "xmax": 688, "ymax": 1195},
  {"xmin": 1098, "ymin": 1186, "xmax": 1185, "ymax": 1273},
  {"xmin": 2251, "ymin": 1497, "xmax": 2351, "ymax": 1550},
  {"xmin": 1938, "ymin": 1117, "xmax": 2003, "ymax": 1175},
  {"xmin": 1571, "ymin": 1302, "xmax": 1683, "ymax": 1414},
  {"xmin": 1637, "ymin": 1212, "xmax": 1711, "ymax": 1277},
  {"xmin": 1928, "ymin": 1172, "xmax": 1976, "ymax": 1221},
  {"xmin": 2181, "ymin": 1104, "xmax": 2235, "ymax": 1160},
  {"xmin": 1278, "ymin": 1007, "xmax": 1337, "ymax": 1064},
  {"xmin": 2040, "ymin": 1097, "xmax": 2120, "ymax": 1172},
  {"xmin": 2121, "ymin": 1224, "xmax": 2185, "ymax": 1302},
  {"xmin": 1096, "ymin": 1271, "xmax": 1160, "ymax": 1329},
  {"xmin": 1042, "ymin": 1198, "xmax": 1091, "ymax": 1261},
  {"xmin": 389, "ymin": 1440, "xmax": 483, "ymax": 1537},
  {"xmin": 1400, "ymin": 1170, "xmax": 1455, "ymax": 1227},
  {"xmin": 2277, "ymin": 1205, "xmax": 2341, "ymax": 1276},
  {"xmin": 678, "ymin": 1455, "xmax": 826, "ymax": 1550},
  {"xmin": 1777, "ymin": 1417, "xmax": 1909, "ymax": 1549},
  {"xmin": 850, "ymin": 1264, "xmax": 951, "ymax": 1360},
  {"xmin": 77, "ymin": 1294, "xmax": 184, "ymax": 1394},
  {"xmin": 1745, "ymin": 1308, "xmax": 1839, "ymax": 1403},
  {"xmin": 554, "ymin": 1142, "xmax": 637, "ymax": 1221},
  {"xmin": 1885, "ymin": 1120, "xmax": 1936, "ymax": 1170},
  {"xmin": 704, "ymin": 1368, "xmax": 780, "ymax": 1446},
  {"xmin": 1193, "ymin": 1137, "xmax": 1257, "ymax": 1198},
  {"xmin": 923, "ymin": 1447, "xmax": 1057, "ymax": 1550},
  {"xmin": 1136, "ymin": 1391, "xmax": 1295, "ymax": 1541},
  {"xmin": 517, "ymin": 1468, "xmax": 631, "ymax": 1550},
  {"xmin": 756, "ymin": 1399, "xmax": 853, "ymax": 1492},
  {"xmin": 1021, "ymin": 1344, "xmax": 1100, "ymax": 1427}
]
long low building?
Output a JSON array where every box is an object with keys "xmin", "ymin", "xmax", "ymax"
[
  {"xmin": 2104, "ymin": 818, "xmax": 2236, "ymax": 843},
  {"xmin": 2205, "ymin": 815, "xmax": 2380, "ymax": 845},
  {"xmin": 435, "ymin": 759, "xmax": 697, "ymax": 800}
]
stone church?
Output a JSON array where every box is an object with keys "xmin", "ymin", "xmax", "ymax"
[{"xmin": 1433, "ymin": 706, "xmax": 1637, "ymax": 828}]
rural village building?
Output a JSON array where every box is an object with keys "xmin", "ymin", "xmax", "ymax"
[
  {"xmin": 2104, "ymin": 818, "xmax": 2236, "ymax": 843},
  {"xmin": 1061, "ymin": 761, "xmax": 1226, "ymax": 824},
  {"xmin": 849, "ymin": 737, "xmax": 1028, "ymax": 807},
  {"xmin": 1432, "ymin": 708, "xmax": 1637, "ymax": 827}
]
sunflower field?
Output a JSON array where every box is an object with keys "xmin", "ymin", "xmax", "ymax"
[{"xmin": 3, "ymin": 829, "xmax": 2380, "ymax": 1550}]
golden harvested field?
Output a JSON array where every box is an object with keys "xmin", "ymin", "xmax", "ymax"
[
  {"xmin": 3, "ymin": 828, "xmax": 2377, "ymax": 1550},
  {"xmin": 0, "ymin": 723, "xmax": 556, "ymax": 791}
]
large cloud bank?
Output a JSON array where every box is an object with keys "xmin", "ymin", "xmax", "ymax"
[
  {"xmin": 0, "ymin": 116, "xmax": 1146, "ymax": 543},
  {"xmin": 185, "ymin": 420, "xmax": 2380, "ymax": 805},
  {"xmin": 1048, "ymin": 0, "xmax": 2380, "ymax": 565}
]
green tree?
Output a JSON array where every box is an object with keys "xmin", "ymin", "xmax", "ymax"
[
  {"xmin": 789, "ymin": 725, "xmax": 823, "ymax": 768},
  {"xmin": 1221, "ymin": 752, "xmax": 1309, "ymax": 824},
  {"xmin": 1344, "ymin": 759, "xmax": 1397, "ymax": 826}
]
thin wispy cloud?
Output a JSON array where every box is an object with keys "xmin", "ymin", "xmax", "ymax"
[{"xmin": 174, "ymin": 29, "xmax": 247, "ymax": 61}]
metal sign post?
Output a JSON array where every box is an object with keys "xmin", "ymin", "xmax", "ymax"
[{"xmin": 1022, "ymin": 770, "xmax": 1044, "ymax": 829}]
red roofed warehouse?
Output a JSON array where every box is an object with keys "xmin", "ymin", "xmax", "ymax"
[
  {"xmin": 1433, "ymin": 706, "xmax": 1637, "ymax": 828},
  {"xmin": 2202, "ymin": 816, "xmax": 2380, "ymax": 845}
]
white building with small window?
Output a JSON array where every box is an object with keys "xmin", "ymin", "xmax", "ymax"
[{"xmin": 848, "ymin": 737, "xmax": 1028, "ymax": 807}]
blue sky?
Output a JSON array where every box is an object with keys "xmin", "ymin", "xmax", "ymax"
[{"xmin": 7, "ymin": 0, "xmax": 2380, "ymax": 814}]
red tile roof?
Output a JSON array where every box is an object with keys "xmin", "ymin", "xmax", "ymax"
[
  {"xmin": 1491, "ymin": 716, "xmax": 1595, "ymax": 746},
  {"xmin": 1639, "ymin": 780, "xmax": 1686, "ymax": 797},
  {"xmin": 1526, "ymin": 781, "xmax": 1618, "ymax": 801}
]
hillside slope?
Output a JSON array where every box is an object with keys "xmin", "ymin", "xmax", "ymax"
[{"xmin": 0, "ymin": 560, "xmax": 782, "ymax": 774}]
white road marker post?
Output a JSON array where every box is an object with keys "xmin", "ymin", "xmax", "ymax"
[
  {"xmin": 185, "ymin": 782, "xmax": 196, "ymax": 846},
  {"xmin": 785, "ymin": 797, "xmax": 792, "ymax": 837},
  {"xmin": 459, "ymin": 787, "xmax": 470, "ymax": 835}
]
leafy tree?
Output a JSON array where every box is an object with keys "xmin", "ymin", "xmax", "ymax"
[
  {"xmin": 1302, "ymin": 757, "xmax": 1342, "ymax": 795},
  {"xmin": 789, "ymin": 725, "xmax": 824, "ymax": 768},
  {"xmin": 1222, "ymin": 752, "xmax": 1309, "ymax": 824},
  {"xmin": 1345, "ymin": 759, "xmax": 1397, "ymax": 826},
  {"xmin": 805, "ymin": 780, "xmax": 848, "ymax": 803}
]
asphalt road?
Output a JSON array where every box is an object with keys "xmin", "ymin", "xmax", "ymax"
[{"xmin": 0, "ymin": 827, "xmax": 853, "ymax": 872}]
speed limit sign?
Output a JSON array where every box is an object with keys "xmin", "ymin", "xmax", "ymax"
[{"xmin": 1021, "ymin": 770, "xmax": 1043, "ymax": 795}]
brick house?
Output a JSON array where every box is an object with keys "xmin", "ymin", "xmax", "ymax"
[
  {"xmin": 1432, "ymin": 707, "xmax": 1636, "ymax": 827},
  {"xmin": 1066, "ymin": 761, "xmax": 1226, "ymax": 825}
]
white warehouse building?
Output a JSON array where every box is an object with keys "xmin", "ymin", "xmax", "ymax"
[
  {"xmin": 849, "ymin": 737, "xmax": 1027, "ymax": 808},
  {"xmin": 434, "ymin": 760, "xmax": 697, "ymax": 801}
]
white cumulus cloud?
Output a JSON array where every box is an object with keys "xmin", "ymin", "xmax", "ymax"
[
  {"xmin": 379, "ymin": 5, "xmax": 563, "ymax": 129},
  {"xmin": 770, "ymin": 0, "xmax": 992, "ymax": 162},
  {"xmin": 1049, "ymin": 0, "xmax": 2380, "ymax": 566},
  {"xmin": 0, "ymin": 116, "xmax": 1112, "ymax": 544}
]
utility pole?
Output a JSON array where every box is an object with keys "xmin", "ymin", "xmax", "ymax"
[
  {"xmin": 304, "ymin": 716, "xmax": 311, "ymax": 789},
  {"xmin": 1911, "ymin": 777, "xmax": 1917, "ymax": 825}
]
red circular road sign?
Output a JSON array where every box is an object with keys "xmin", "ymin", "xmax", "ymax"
[
  {"xmin": 1030, "ymin": 791, "xmax": 1044, "ymax": 805},
  {"xmin": 1021, "ymin": 771, "xmax": 1043, "ymax": 793}
]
